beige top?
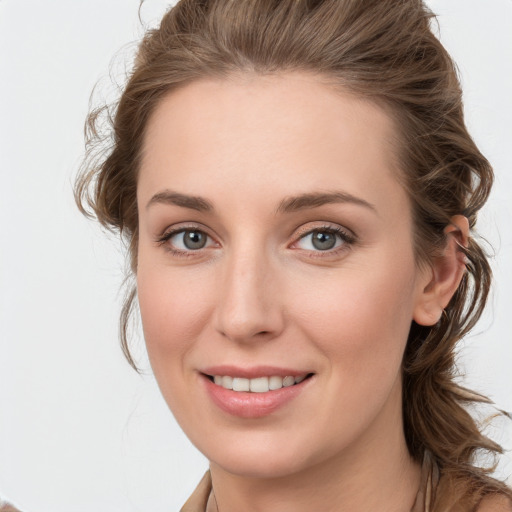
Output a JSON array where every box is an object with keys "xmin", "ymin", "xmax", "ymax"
[{"xmin": 180, "ymin": 452, "xmax": 439, "ymax": 512}]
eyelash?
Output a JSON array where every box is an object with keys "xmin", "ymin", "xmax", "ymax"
[
  {"xmin": 292, "ymin": 225, "xmax": 356, "ymax": 257},
  {"xmin": 155, "ymin": 225, "xmax": 216, "ymax": 258},
  {"xmin": 155, "ymin": 223, "xmax": 356, "ymax": 258}
]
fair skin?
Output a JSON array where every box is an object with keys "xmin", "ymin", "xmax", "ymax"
[{"xmin": 136, "ymin": 73, "xmax": 468, "ymax": 512}]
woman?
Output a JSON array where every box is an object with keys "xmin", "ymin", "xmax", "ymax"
[{"xmin": 73, "ymin": 0, "xmax": 512, "ymax": 510}]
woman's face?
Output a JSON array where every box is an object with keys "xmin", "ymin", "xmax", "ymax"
[{"xmin": 136, "ymin": 73, "xmax": 432, "ymax": 478}]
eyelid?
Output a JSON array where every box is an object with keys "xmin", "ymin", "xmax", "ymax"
[
  {"xmin": 156, "ymin": 222, "xmax": 210, "ymax": 241},
  {"xmin": 155, "ymin": 223, "xmax": 219, "ymax": 254},
  {"xmin": 154, "ymin": 221, "xmax": 356, "ymax": 257},
  {"xmin": 292, "ymin": 222, "xmax": 355, "ymax": 239},
  {"xmin": 289, "ymin": 222, "xmax": 357, "ymax": 254}
]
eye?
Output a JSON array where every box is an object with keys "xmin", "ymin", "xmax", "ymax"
[
  {"xmin": 293, "ymin": 226, "xmax": 354, "ymax": 253},
  {"xmin": 158, "ymin": 228, "xmax": 216, "ymax": 252}
]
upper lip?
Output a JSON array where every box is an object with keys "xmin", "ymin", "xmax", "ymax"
[{"xmin": 200, "ymin": 365, "xmax": 313, "ymax": 379}]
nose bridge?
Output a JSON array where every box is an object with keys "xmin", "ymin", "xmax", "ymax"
[{"xmin": 215, "ymin": 239, "xmax": 283, "ymax": 342}]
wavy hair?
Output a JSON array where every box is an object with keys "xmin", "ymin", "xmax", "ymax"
[{"xmin": 75, "ymin": 0, "xmax": 511, "ymax": 507}]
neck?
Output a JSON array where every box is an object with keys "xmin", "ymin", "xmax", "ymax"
[{"xmin": 208, "ymin": 380, "xmax": 421, "ymax": 512}]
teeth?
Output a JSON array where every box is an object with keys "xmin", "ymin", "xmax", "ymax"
[
  {"xmin": 249, "ymin": 377, "xmax": 269, "ymax": 393},
  {"xmin": 269, "ymin": 376, "xmax": 283, "ymax": 390},
  {"xmin": 283, "ymin": 376, "xmax": 295, "ymax": 387},
  {"xmin": 221, "ymin": 376, "xmax": 233, "ymax": 390},
  {"xmin": 232, "ymin": 377, "xmax": 250, "ymax": 392},
  {"xmin": 212, "ymin": 374, "xmax": 308, "ymax": 392}
]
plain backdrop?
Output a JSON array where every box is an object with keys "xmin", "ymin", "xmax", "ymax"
[{"xmin": 0, "ymin": 1, "xmax": 511, "ymax": 510}]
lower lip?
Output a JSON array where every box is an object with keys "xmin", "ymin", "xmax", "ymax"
[{"xmin": 202, "ymin": 375, "xmax": 312, "ymax": 419}]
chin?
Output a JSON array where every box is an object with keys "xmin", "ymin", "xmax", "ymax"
[
  {"xmin": 194, "ymin": 428, "xmax": 333, "ymax": 480},
  {"xmin": 212, "ymin": 450, "xmax": 313, "ymax": 480}
]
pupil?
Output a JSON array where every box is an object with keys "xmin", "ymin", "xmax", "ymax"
[
  {"xmin": 184, "ymin": 231, "xmax": 206, "ymax": 250},
  {"xmin": 312, "ymin": 231, "xmax": 336, "ymax": 250}
]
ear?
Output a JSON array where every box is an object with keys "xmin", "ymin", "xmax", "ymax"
[{"xmin": 413, "ymin": 215, "xmax": 469, "ymax": 326}]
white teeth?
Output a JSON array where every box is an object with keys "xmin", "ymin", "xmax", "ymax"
[
  {"xmin": 212, "ymin": 374, "xmax": 308, "ymax": 392},
  {"xmin": 249, "ymin": 377, "xmax": 269, "ymax": 393},
  {"xmin": 221, "ymin": 375, "xmax": 233, "ymax": 390},
  {"xmin": 269, "ymin": 376, "xmax": 283, "ymax": 390},
  {"xmin": 232, "ymin": 377, "xmax": 250, "ymax": 392},
  {"xmin": 283, "ymin": 376, "xmax": 295, "ymax": 387}
]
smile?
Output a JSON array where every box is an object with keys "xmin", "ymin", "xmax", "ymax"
[
  {"xmin": 211, "ymin": 374, "xmax": 309, "ymax": 392},
  {"xmin": 201, "ymin": 370, "xmax": 314, "ymax": 418}
]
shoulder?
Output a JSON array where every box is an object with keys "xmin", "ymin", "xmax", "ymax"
[{"xmin": 476, "ymin": 494, "xmax": 512, "ymax": 512}]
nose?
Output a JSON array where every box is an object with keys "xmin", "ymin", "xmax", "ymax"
[{"xmin": 213, "ymin": 247, "xmax": 285, "ymax": 343}]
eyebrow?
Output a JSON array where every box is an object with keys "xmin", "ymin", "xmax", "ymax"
[
  {"xmin": 146, "ymin": 189, "xmax": 377, "ymax": 215},
  {"xmin": 146, "ymin": 190, "xmax": 213, "ymax": 212},
  {"xmin": 276, "ymin": 191, "xmax": 377, "ymax": 215}
]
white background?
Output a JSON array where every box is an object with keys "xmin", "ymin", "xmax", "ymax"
[{"xmin": 0, "ymin": 1, "xmax": 511, "ymax": 510}]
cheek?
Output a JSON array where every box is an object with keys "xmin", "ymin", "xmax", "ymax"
[
  {"xmin": 291, "ymin": 258, "xmax": 418, "ymax": 378},
  {"xmin": 136, "ymin": 261, "xmax": 219, "ymax": 429},
  {"xmin": 136, "ymin": 262, "xmax": 212, "ymax": 370}
]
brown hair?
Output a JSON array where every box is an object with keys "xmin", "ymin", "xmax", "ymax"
[{"xmin": 75, "ymin": 0, "xmax": 511, "ymax": 507}]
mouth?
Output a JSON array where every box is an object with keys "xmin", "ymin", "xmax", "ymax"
[
  {"xmin": 205, "ymin": 373, "xmax": 313, "ymax": 393},
  {"xmin": 200, "ymin": 366, "xmax": 315, "ymax": 418}
]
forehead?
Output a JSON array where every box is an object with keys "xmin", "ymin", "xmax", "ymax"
[{"xmin": 138, "ymin": 72, "xmax": 405, "ymax": 217}]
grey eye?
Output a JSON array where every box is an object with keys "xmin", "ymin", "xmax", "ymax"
[
  {"xmin": 295, "ymin": 229, "xmax": 345, "ymax": 252},
  {"xmin": 166, "ymin": 229, "xmax": 212, "ymax": 251},
  {"xmin": 311, "ymin": 231, "xmax": 337, "ymax": 250},
  {"xmin": 182, "ymin": 230, "xmax": 208, "ymax": 250}
]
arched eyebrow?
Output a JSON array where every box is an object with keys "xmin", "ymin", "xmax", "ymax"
[
  {"xmin": 146, "ymin": 190, "xmax": 213, "ymax": 212},
  {"xmin": 146, "ymin": 189, "xmax": 377, "ymax": 215},
  {"xmin": 275, "ymin": 191, "xmax": 377, "ymax": 215}
]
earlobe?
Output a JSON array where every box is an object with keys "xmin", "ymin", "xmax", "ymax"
[{"xmin": 413, "ymin": 215, "xmax": 469, "ymax": 326}]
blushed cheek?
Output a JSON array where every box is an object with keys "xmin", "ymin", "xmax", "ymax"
[
  {"xmin": 293, "ymin": 265, "xmax": 416, "ymax": 375},
  {"xmin": 137, "ymin": 267, "xmax": 200, "ymax": 359},
  {"xmin": 136, "ymin": 270, "xmax": 200, "ymax": 414}
]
